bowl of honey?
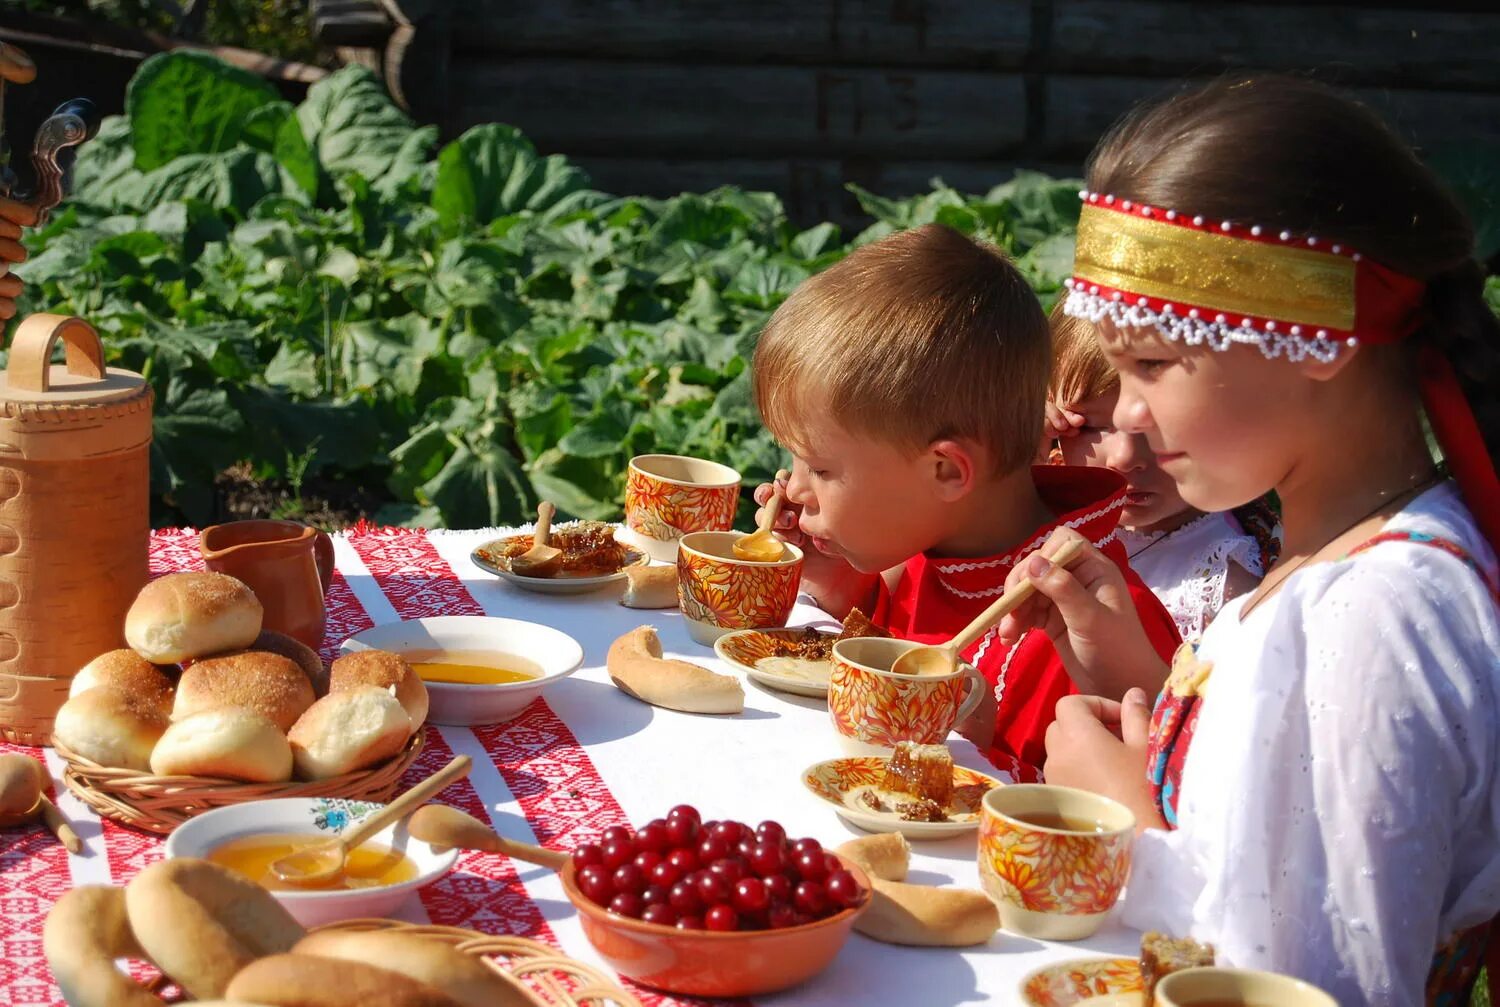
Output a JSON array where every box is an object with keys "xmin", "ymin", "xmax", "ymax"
[
  {"xmin": 164, "ymin": 797, "xmax": 459, "ymax": 926},
  {"xmin": 340, "ymin": 616, "xmax": 586, "ymax": 727}
]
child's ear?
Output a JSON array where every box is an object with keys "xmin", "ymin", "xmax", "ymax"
[{"xmin": 928, "ymin": 439, "xmax": 980, "ymax": 501}]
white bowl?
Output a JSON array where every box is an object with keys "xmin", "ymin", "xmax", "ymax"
[
  {"xmin": 341, "ymin": 616, "xmax": 584, "ymax": 727},
  {"xmin": 164, "ymin": 797, "xmax": 458, "ymax": 927}
]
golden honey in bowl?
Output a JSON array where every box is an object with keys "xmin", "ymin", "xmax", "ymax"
[
  {"xmin": 208, "ymin": 833, "xmax": 417, "ymax": 892},
  {"xmin": 402, "ymin": 649, "xmax": 543, "ymax": 686}
]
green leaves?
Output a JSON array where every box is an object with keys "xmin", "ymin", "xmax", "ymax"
[
  {"xmin": 127, "ymin": 52, "xmax": 280, "ymax": 170},
  {"xmin": 296, "ymin": 66, "xmax": 436, "ymax": 190},
  {"xmin": 432, "ymin": 124, "xmax": 591, "ymax": 234}
]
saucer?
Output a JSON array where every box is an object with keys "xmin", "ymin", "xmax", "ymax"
[
  {"xmin": 470, "ymin": 529, "xmax": 647, "ymax": 595},
  {"xmin": 714, "ymin": 627, "xmax": 837, "ymax": 698},
  {"xmin": 1017, "ymin": 957, "xmax": 1143, "ymax": 1007},
  {"xmin": 800, "ymin": 756, "xmax": 1002, "ymax": 840}
]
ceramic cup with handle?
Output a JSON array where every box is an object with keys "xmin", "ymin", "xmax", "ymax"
[
  {"xmin": 827, "ymin": 637, "xmax": 986, "ymax": 756},
  {"xmin": 623, "ymin": 454, "xmax": 742, "ymax": 563},
  {"xmin": 1153, "ymin": 967, "xmax": 1338, "ymax": 1007},
  {"xmin": 676, "ymin": 531, "xmax": 804, "ymax": 646},
  {"xmin": 978, "ymin": 784, "xmax": 1134, "ymax": 941}
]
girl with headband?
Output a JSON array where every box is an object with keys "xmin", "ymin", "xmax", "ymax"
[{"xmin": 995, "ymin": 75, "xmax": 1500, "ymax": 1006}]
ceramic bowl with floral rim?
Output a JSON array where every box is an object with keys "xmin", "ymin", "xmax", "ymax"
[
  {"xmin": 622, "ymin": 454, "xmax": 742, "ymax": 563},
  {"xmin": 676, "ymin": 531, "xmax": 804, "ymax": 646},
  {"xmin": 164, "ymin": 797, "xmax": 458, "ymax": 927},
  {"xmin": 713, "ymin": 627, "xmax": 838, "ymax": 698},
  {"xmin": 1017, "ymin": 957, "xmax": 1144, "ymax": 1007},
  {"xmin": 800, "ymin": 756, "xmax": 1003, "ymax": 840}
]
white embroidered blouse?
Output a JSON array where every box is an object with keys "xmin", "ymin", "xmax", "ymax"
[
  {"xmin": 1117, "ymin": 512, "xmax": 1266, "ymax": 642},
  {"xmin": 1122, "ymin": 483, "xmax": 1500, "ymax": 1006}
]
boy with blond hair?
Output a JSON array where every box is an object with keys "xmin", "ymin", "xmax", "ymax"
[{"xmin": 753, "ymin": 223, "xmax": 1178, "ymax": 779}]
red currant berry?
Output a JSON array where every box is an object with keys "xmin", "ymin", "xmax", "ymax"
[
  {"xmin": 650, "ymin": 860, "xmax": 683, "ymax": 888},
  {"xmin": 608, "ymin": 892, "xmax": 644, "ymax": 918},
  {"xmin": 601, "ymin": 840, "xmax": 633, "ymax": 870},
  {"xmin": 823, "ymin": 852, "xmax": 843, "ymax": 876},
  {"xmin": 736, "ymin": 838, "xmax": 757, "ymax": 860},
  {"xmin": 712, "ymin": 821, "xmax": 745, "ymax": 845},
  {"xmin": 704, "ymin": 904, "xmax": 739, "ymax": 932},
  {"xmin": 695, "ymin": 871, "xmax": 730, "ymax": 906},
  {"xmin": 675, "ymin": 914, "xmax": 704, "ymax": 930},
  {"xmin": 738, "ymin": 909, "xmax": 769, "ymax": 931},
  {"xmin": 664, "ymin": 815, "xmax": 699, "ymax": 847},
  {"xmin": 572, "ymin": 843, "xmax": 604, "ymax": 869},
  {"xmin": 794, "ymin": 849, "xmax": 828, "ymax": 883},
  {"xmin": 602, "ymin": 825, "xmax": 633, "ymax": 847},
  {"xmin": 825, "ymin": 870, "xmax": 863, "ymax": 908},
  {"xmin": 748, "ymin": 841, "xmax": 787, "ymax": 878},
  {"xmin": 790, "ymin": 837, "xmax": 822, "ymax": 857},
  {"xmin": 765, "ymin": 872, "xmax": 793, "ymax": 905},
  {"xmin": 794, "ymin": 881, "xmax": 828, "ymax": 917},
  {"xmin": 666, "ymin": 846, "xmax": 699, "ymax": 873},
  {"xmin": 667, "ymin": 804, "xmax": 701, "ymax": 828},
  {"xmin": 700, "ymin": 819, "xmax": 720, "ymax": 833},
  {"xmin": 732, "ymin": 877, "xmax": 770, "ymax": 913},
  {"xmin": 636, "ymin": 820, "xmax": 670, "ymax": 854},
  {"xmin": 633, "ymin": 850, "xmax": 663, "ymax": 874},
  {"xmin": 709, "ymin": 857, "xmax": 747, "ymax": 884},
  {"xmin": 767, "ymin": 903, "xmax": 799, "ymax": 929},
  {"xmin": 755, "ymin": 820, "xmax": 787, "ymax": 847},
  {"xmin": 641, "ymin": 903, "xmax": 677, "ymax": 927},
  {"xmin": 697, "ymin": 834, "xmax": 731, "ymax": 863},
  {"xmin": 641, "ymin": 884, "xmax": 670, "ymax": 906},
  {"xmin": 577, "ymin": 864, "xmax": 614, "ymax": 905},
  {"xmin": 612, "ymin": 863, "xmax": 646, "ymax": 895},
  {"xmin": 668, "ymin": 880, "xmax": 702, "ymax": 914}
]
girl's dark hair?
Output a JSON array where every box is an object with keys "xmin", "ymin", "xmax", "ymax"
[{"xmin": 1085, "ymin": 74, "xmax": 1500, "ymax": 471}]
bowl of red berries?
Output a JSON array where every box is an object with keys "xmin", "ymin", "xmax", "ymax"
[{"xmin": 562, "ymin": 804, "xmax": 871, "ymax": 997}]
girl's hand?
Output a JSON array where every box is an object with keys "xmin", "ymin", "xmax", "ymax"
[
  {"xmin": 1044, "ymin": 400, "xmax": 1086, "ymax": 440},
  {"xmin": 1043, "ymin": 690, "xmax": 1165, "ymax": 831},
  {"xmin": 753, "ymin": 469, "xmax": 877, "ymax": 620},
  {"xmin": 996, "ymin": 529, "xmax": 1167, "ymax": 697},
  {"xmin": 0, "ymin": 197, "xmax": 38, "ymax": 321}
]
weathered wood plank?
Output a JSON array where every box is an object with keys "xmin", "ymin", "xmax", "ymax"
[
  {"xmin": 1052, "ymin": 2, "xmax": 1500, "ymax": 89},
  {"xmin": 449, "ymin": 0, "xmax": 1032, "ymax": 67},
  {"xmin": 446, "ymin": 59, "xmax": 1028, "ymax": 159},
  {"xmin": 1041, "ymin": 75, "xmax": 1500, "ymax": 157}
]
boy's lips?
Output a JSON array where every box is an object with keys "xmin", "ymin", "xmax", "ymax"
[{"xmin": 1154, "ymin": 451, "xmax": 1186, "ymax": 466}]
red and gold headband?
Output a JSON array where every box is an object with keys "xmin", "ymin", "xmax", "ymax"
[{"xmin": 1062, "ymin": 190, "xmax": 1428, "ymax": 362}]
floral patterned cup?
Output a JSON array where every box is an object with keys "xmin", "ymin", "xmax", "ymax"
[
  {"xmin": 978, "ymin": 784, "xmax": 1135, "ymax": 941},
  {"xmin": 624, "ymin": 454, "xmax": 742, "ymax": 563},
  {"xmin": 1153, "ymin": 967, "xmax": 1336, "ymax": 1006},
  {"xmin": 676, "ymin": 531, "xmax": 804, "ymax": 646},
  {"xmin": 828, "ymin": 637, "xmax": 985, "ymax": 756}
]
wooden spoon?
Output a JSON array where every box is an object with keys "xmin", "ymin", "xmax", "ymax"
[
  {"xmin": 0, "ymin": 753, "xmax": 81, "ymax": 853},
  {"xmin": 406, "ymin": 803, "xmax": 569, "ymax": 872},
  {"xmin": 270, "ymin": 754, "xmax": 472, "ymax": 886},
  {"xmin": 510, "ymin": 501, "xmax": 563, "ymax": 578},
  {"xmin": 890, "ymin": 537, "xmax": 1087, "ymax": 678},
  {"xmin": 732, "ymin": 490, "xmax": 786, "ymax": 562}
]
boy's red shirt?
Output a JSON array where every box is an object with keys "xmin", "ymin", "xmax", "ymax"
[{"xmin": 871, "ymin": 466, "xmax": 1181, "ymax": 781}]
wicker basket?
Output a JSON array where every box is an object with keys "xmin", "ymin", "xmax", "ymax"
[{"xmin": 54, "ymin": 732, "xmax": 424, "ymax": 834}]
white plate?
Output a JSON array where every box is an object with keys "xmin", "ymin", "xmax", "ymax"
[
  {"xmin": 714, "ymin": 628, "xmax": 836, "ymax": 699},
  {"xmin": 801, "ymin": 756, "xmax": 1003, "ymax": 840},
  {"xmin": 1016, "ymin": 957, "xmax": 1144, "ymax": 1006},
  {"xmin": 165, "ymin": 797, "xmax": 458, "ymax": 928},
  {"xmin": 470, "ymin": 528, "xmax": 648, "ymax": 595},
  {"xmin": 342, "ymin": 616, "xmax": 584, "ymax": 727}
]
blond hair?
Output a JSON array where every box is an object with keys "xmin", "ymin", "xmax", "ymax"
[
  {"xmin": 1047, "ymin": 300, "xmax": 1117, "ymax": 406},
  {"xmin": 753, "ymin": 224, "xmax": 1048, "ymax": 475}
]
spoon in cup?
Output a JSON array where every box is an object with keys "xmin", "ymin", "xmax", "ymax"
[
  {"xmin": 890, "ymin": 537, "xmax": 1086, "ymax": 678},
  {"xmin": 406, "ymin": 803, "xmax": 569, "ymax": 871},
  {"xmin": 510, "ymin": 501, "xmax": 564, "ymax": 578},
  {"xmin": 733, "ymin": 489, "xmax": 786, "ymax": 562}
]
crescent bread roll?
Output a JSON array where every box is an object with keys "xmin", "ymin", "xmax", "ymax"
[
  {"xmin": 150, "ymin": 709, "xmax": 294, "ymax": 782},
  {"xmin": 126, "ymin": 572, "xmax": 262, "ymax": 664},
  {"xmin": 244, "ymin": 631, "xmax": 329, "ymax": 697},
  {"xmin": 292, "ymin": 930, "xmax": 534, "ymax": 1007},
  {"xmin": 288, "ymin": 686, "xmax": 411, "ymax": 779},
  {"xmin": 70, "ymin": 650, "xmax": 176, "ymax": 714},
  {"xmin": 835, "ymin": 832, "xmax": 911, "ymax": 882},
  {"xmin": 53, "ymin": 687, "xmax": 169, "ymax": 770},
  {"xmin": 225, "ymin": 954, "xmax": 463, "ymax": 1007},
  {"xmin": 619, "ymin": 565, "xmax": 677, "ymax": 609},
  {"xmin": 125, "ymin": 858, "xmax": 304, "ymax": 1000},
  {"xmin": 855, "ymin": 878, "xmax": 1001, "ymax": 947},
  {"xmin": 329, "ymin": 650, "xmax": 427, "ymax": 730},
  {"xmin": 43, "ymin": 885, "xmax": 161, "ymax": 1007},
  {"xmin": 174, "ymin": 651, "xmax": 315, "ymax": 732},
  {"xmin": 607, "ymin": 625, "xmax": 743, "ymax": 714}
]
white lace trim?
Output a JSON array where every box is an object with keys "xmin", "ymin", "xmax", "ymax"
[
  {"xmin": 1061, "ymin": 286, "xmax": 1349, "ymax": 364},
  {"xmin": 932, "ymin": 495, "xmax": 1127, "ymax": 576},
  {"xmin": 1121, "ymin": 515, "xmax": 1266, "ymax": 642},
  {"xmin": 938, "ymin": 527, "xmax": 1121, "ymax": 600}
]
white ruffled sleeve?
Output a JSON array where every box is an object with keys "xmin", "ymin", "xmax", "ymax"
[{"xmin": 1124, "ymin": 542, "xmax": 1500, "ymax": 1006}]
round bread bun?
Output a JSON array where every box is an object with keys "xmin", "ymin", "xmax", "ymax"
[
  {"xmin": 125, "ymin": 572, "xmax": 263, "ymax": 664},
  {"xmin": 288, "ymin": 686, "xmax": 411, "ymax": 780},
  {"xmin": 247, "ymin": 630, "xmax": 329, "ymax": 696},
  {"xmin": 150, "ymin": 708, "xmax": 293, "ymax": 782},
  {"xmin": 53, "ymin": 688, "xmax": 169, "ymax": 771},
  {"xmin": 330, "ymin": 650, "xmax": 427, "ymax": 730},
  {"xmin": 292, "ymin": 930, "xmax": 533, "ymax": 1007},
  {"xmin": 174, "ymin": 651, "xmax": 315, "ymax": 732},
  {"xmin": 70, "ymin": 649, "xmax": 176, "ymax": 714},
  {"xmin": 225, "ymin": 954, "xmax": 463, "ymax": 1007},
  {"xmin": 44, "ymin": 885, "xmax": 161, "ymax": 1007},
  {"xmin": 125, "ymin": 858, "xmax": 305, "ymax": 1000}
]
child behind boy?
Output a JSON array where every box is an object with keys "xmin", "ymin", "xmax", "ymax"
[
  {"xmin": 1045, "ymin": 306, "xmax": 1275, "ymax": 641},
  {"xmin": 751, "ymin": 223, "xmax": 1180, "ymax": 780}
]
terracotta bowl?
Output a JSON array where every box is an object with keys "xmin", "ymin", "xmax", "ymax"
[{"xmin": 560, "ymin": 854, "xmax": 871, "ymax": 997}]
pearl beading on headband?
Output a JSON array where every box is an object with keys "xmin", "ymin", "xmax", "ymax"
[{"xmin": 1076, "ymin": 190, "xmax": 1363, "ymax": 261}]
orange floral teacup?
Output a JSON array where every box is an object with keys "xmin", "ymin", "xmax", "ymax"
[
  {"xmin": 978, "ymin": 784, "xmax": 1134, "ymax": 941},
  {"xmin": 1153, "ymin": 967, "xmax": 1336, "ymax": 1006},
  {"xmin": 676, "ymin": 531, "xmax": 804, "ymax": 646},
  {"xmin": 827, "ymin": 637, "xmax": 985, "ymax": 756},
  {"xmin": 624, "ymin": 454, "xmax": 742, "ymax": 563}
]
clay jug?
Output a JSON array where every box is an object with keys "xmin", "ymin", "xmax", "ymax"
[{"xmin": 199, "ymin": 520, "xmax": 334, "ymax": 650}]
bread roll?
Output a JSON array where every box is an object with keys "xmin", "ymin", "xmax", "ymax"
[
  {"xmin": 855, "ymin": 878, "xmax": 1001, "ymax": 947},
  {"xmin": 225, "ymin": 954, "xmax": 463, "ymax": 1007},
  {"xmin": 126, "ymin": 572, "xmax": 262, "ymax": 663},
  {"xmin": 150, "ymin": 709, "xmax": 293, "ymax": 782},
  {"xmin": 125, "ymin": 858, "xmax": 304, "ymax": 1000},
  {"xmin": 70, "ymin": 649, "xmax": 176, "ymax": 714},
  {"xmin": 293, "ymin": 930, "xmax": 534, "ymax": 1007},
  {"xmin": 607, "ymin": 626, "xmax": 743, "ymax": 714},
  {"xmin": 53, "ymin": 688, "xmax": 169, "ymax": 770},
  {"xmin": 246, "ymin": 630, "xmax": 329, "ymax": 697},
  {"xmin": 620, "ymin": 565, "xmax": 677, "ymax": 609},
  {"xmin": 44, "ymin": 885, "xmax": 160, "ymax": 1007},
  {"xmin": 175, "ymin": 651, "xmax": 315, "ymax": 732},
  {"xmin": 835, "ymin": 832, "xmax": 911, "ymax": 882},
  {"xmin": 330, "ymin": 650, "xmax": 427, "ymax": 730},
  {"xmin": 288, "ymin": 686, "xmax": 411, "ymax": 779}
]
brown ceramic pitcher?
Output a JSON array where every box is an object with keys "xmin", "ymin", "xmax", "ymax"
[{"xmin": 199, "ymin": 520, "xmax": 335, "ymax": 650}]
